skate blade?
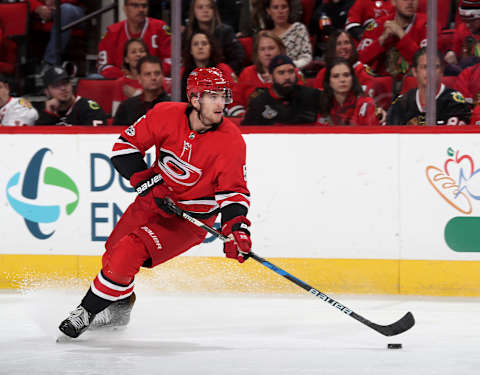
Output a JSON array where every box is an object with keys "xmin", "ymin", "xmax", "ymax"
[{"xmin": 56, "ymin": 333, "xmax": 75, "ymax": 343}]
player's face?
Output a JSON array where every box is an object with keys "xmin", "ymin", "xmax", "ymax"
[
  {"xmin": 266, "ymin": 0, "xmax": 290, "ymax": 26},
  {"xmin": 412, "ymin": 54, "xmax": 442, "ymax": 90},
  {"xmin": 257, "ymin": 37, "xmax": 281, "ymax": 71},
  {"xmin": 124, "ymin": 0, "xmax": 148, "ymax": 24},
  {"xmin": 393, "ymin": 0, "xmax": 418, "ymax": 19},
  {"xmin": 329, "ymin": 63, "xmax": 353, "ymax": 95},
  {"xmin": 194, "ymin": 0, "xmax": 214, "ymax": 23},
  {"xmin": 138, "ymin": 62, "xmax": 164, "ymax": 92},
  {"xmin": 272, "ymin": 64, "xmax": 296, "ymax": 86},
  {"xmin": 197, "ymin": 90, "xmax": 228, "ymax": 127},
  {"xmin": 0, "ymin": 82, "xmax": 9, "ymax": 106},
  {"xmin": 336, "ymin": 33, "xmax": 353, "ymax": 60},
  {"xmin": 191, "ymin": 34, "xmax": 211, "ymax": 63},
  {"xmin": 125, "ymin": 41, "xmax": 147, "ymax": 72},
  {"xmin": 47, "ymin": 79, "xmax": 74, "ymax": 103}
]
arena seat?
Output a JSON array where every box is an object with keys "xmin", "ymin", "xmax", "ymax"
[
  {"xmin": 0, "ymin": 2, "xmax": 30, "ymax": 92},
  {"xmin": 76, "ymin": 79, "xmax": 116, "ymax": 116},
  {"xmin": 300, "ymin": 0, "xmax": 315, "ymax": 26},
  {"xmin": 371, "ymin": 76, "xmax": 394, "ymax": 109}
]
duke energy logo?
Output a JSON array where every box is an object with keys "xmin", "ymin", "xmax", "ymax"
[
  {"xmin": 426, "ymin": 147, "xmax": 480, "ymax": 252},
  {"xmin": 6, "ymin": 148, "xmax": 79, "ymax": 239}
]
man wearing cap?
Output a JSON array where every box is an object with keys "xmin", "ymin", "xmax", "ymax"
[
  {"xmin": 36, "ymin": 66, "xmax": 108, "ymax": 126},
  {"xmin": 241, "ymin": 55, "xmax": 323, "ymax": 125}
]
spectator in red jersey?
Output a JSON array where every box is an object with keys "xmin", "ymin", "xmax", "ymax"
[
  {"xmin": 97, "ymin": 0, "xmax": 171, "ymax": 79},
  {"xmin": 313, "ymin": 30, "xmax": 375, "ymax": 96},
  {"xmin": 181, "ymin": 31, "xmax": 241, "ymax": 116},
  {"xmin": 264, "ymin": 0, "xmax": 312, "ymax": 69},
  {"xmin": 317, "ymin": 57, "xmax": 379, "ymax": 126},
  {"xmin": 27, "ymin": 0, "xmax": 85, "ymax": 72},
  {"xmin": 444, "ymin": 0, "xmax": 480, "ymax": 69},
  {"xmin": 111, "ymin": 38, "xmax": 149, "ymax": 117},
  {"xmin": 356, "ymin": 0, "xmax": 437, "ymax": 94},
  {"xmin": 184, "ymin": 0, "xmax": 246, "ymax": 75},
  {"xmin": 237, "ymin": 30, "xmax": 305, "ymax": 109},
  {"xmin": 345, "ymin": 0, "xmax": 394, "ymax": 41}
]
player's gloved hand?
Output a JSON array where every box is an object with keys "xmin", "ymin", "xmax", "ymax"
[
  {"xmin": 221, "ymin": 216, "xmax": 252, "ymax": 263},
  {"xmin": 130, "ymin": 168, "xmax": 175, "ymax": 217},
  {"xmin": 129, "ymin": 167, "xmax": 163, "ymax": 196}
]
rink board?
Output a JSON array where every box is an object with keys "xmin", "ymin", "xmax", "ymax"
[{"xmin": 1, "ymin": 126, "xmax": 480, "ymax": 295}]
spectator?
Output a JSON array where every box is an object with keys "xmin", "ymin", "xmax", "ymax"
[
  {"xmin": 317, "ymin": 57, "xmax": 379, "ymax": 126},
  {"xmin": 387, "ymin": 48, "xmax": 471, "ymax": 125},
  {"xmin": 0, "ymin": 75, "xmax": 38, "ymax": 126},
  {"xmin": 112, "ymin": 38, "xmax": 149, "ymax": 116},
  {"xmin": 97, "ymin": 0, "xmax": 171, "ymax": 79},
  {"xmin": 313, "ymin": 30, "xmax": 375, "ymax": 94},
  {"xmin": 241, "ymin": 54, "xmax": 322, "ymax": 125},
  {"xmin": 114, "ymin": 56, "xmax": 170, "ymax": 125},
  {"xmin": 27, "ymin": 0, "xmax": 85, "ymax": 72},
  {"xmin": 237, "ymin": 30, "xmax": 305, "ymax": 108},
  {"xmin": 345, "ymin": 0, "xmax": 394, "ymax": 41},
  {"xmin": 184, "ymin": 0, "xmax": 246, "ymax": 75},
  {"xmin": 444, "ymin": 0, "xmax": 480, "ymax": 68},
  {"xmin": 180, "ymin": 31, "xmax": 238, "ymax": 107},
  {"xmin": 35, "ymin": 66, "xmax": 107, "ymax": 126},
  {"xmin": 264, "ymin": 0, "xmax": 312, "ymax": 69},
  {"xmin": 357, "ymin": 0, "xmax": 433, "ymax": 88},
  {"xmin": 237, "ymin": 0, "xmax": 303, "ymax": 37},
  {"xmin": 455, "ymin": 62, "xmax": 480, "ymax": 106}
]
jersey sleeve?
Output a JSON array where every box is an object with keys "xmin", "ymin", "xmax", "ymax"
[
  {"xmin": 357, "ymin": 20, "xmax": 386, "ymax": 66},
  {"xmin": 97, "ymin": 30, "xmax": 123, "ymax": 79},
  {"xmin": 346, "ymin": 0, "xmax": 373, "ymax": 30},
  {"xmin": 386, "ymin": 94, "xmax": 408, "ymax": 125},
  {"xmin": 215, "ymin": 134, "xmax": 250, "ymax": 224},
  {"xmin": 442, "ymin": 91, "xmax": 471, "ymax": 125},
  {"xmin": 82, "ymin": 99, "xmax": 108, "ymax": 126},
  {"xmin": 354, "ymin": 97, "xmax": 379, "ymax": 126}
]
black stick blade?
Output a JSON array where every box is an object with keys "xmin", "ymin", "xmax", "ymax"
[{"xmin": 371, "ymin": 312, "xmax": 415, "ymax": 336}]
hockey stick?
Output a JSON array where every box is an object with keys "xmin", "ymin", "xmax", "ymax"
[{"xmin": 164, "ymin": 200, "xmax": 415, "ymax": 337}]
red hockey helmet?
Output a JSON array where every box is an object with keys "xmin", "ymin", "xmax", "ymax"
[
  {"xmin": 186, "ymin": 67, "xmax": 233, "ymax": 104},
  {"xmin": 459, "ymin": 0, "xmax": 480, "ymax": 20}
]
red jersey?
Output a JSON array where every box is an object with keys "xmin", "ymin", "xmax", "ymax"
[
  {"xmin": 316, "ymin": 94, "xmax": 379, "ymax": 126},
  {"xmin": 236, "ymin": 64, "xmax": 305, "ymax": 107},
  {"xmin": 455, "ymin": 63, "xmax": 480, "ymax": 105},
  {"xmin": 111, "ymin": 102, "xmax": 250, "ymax": 216},
  {"xmin": 345, "ymin": 0, "xmax": 394, "ymax": 30},
  {"xmin": 450, "ymin": 21, "xmax": 480, "ymax": 59},
  {"xmin": 313, "ymin": 61, "xmax": 376, "ymax": 96},
  {"xmin": 357, "ymin": 13, "xmax": 431, "ymax": 77},
  {"xmin": 97, "ymin": 18, "xmax": 171, "ymax": 79}
]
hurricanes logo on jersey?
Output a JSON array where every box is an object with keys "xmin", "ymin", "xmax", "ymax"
[{"xmin": 158, "ymin": 148, "xmax": 202, "ymax": 186}]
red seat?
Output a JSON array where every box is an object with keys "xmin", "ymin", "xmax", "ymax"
[
  {"xmin": 239, "ymin": 37, "xmax": 253, "ymax": 65},
  {"xmin": 76, "ymin": 79, "xmax": 116, "ymax": 116},
  {"xmin": 441, "ymin": 76, "xmax": 457, "ymax": 89},
  {"xmin": 0, "ymin": 2, "xmax": 29, "ymax": 38},
  {"xmin": 401, "ymin": 76, "xmax": 417, "ymax": 94}
]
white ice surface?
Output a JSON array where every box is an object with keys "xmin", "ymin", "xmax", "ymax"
[{"xmin": 1, "ymin": 287, "xmax": 480, "ymax": 375}]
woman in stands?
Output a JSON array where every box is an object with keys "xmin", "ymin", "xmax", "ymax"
[
  {"xmin": 313, "ymin": 30, "xmax": 375, "ymax": 92},
  {"xmin": 264, "ymin": 0, "xmax": 312, "ymax": 69},
  {"xmin": 111, "ymin": 38, "xmax": 148, "ymax": 116},
  {"xmin": 237, "ymin": 30, "xmax": 305, "ymax": 107},
  {"xmin": 184, "ymin": 0, "xmax": 246, "ymax": 75},
  {"xmin": 317, "ymin": 57, "xmax": 379, "ymax": 126},
  {"xmin": 181, "ymin": 31, "xmax": 238, "ymax": 105}
]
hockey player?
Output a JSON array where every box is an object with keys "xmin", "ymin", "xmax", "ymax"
[
  {"xmin": 0, "ymin": 75, "xmax": 38, "ymax": 126},
  {"xmin": 97, "ymin": 0, "xmax": 171, "ymax": 79},
  {"xmin": 58, "ymin": 67, "xmax": 251, "ymax": 338},
  {"xmin": 387, "ymin": 48, "xmax": 471, "ymax": 125}
]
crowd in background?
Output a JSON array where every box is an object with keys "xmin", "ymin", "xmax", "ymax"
[{"xmin": 0, "ymin": 0, "xmax": 479, "ymax": 126}]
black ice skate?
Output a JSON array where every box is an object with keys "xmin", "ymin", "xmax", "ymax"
[
  {"xmin": 58, "ymin": 305, "xmax": 94, "ymax": 338},
  {"xmin": 90, "ymin": 292, "xmax": 136, "ymax": 330}
]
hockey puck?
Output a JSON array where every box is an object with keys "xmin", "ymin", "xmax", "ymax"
[{"xmin": 387, "ymin": 343, "xmax": 402, "ymax": 349}]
